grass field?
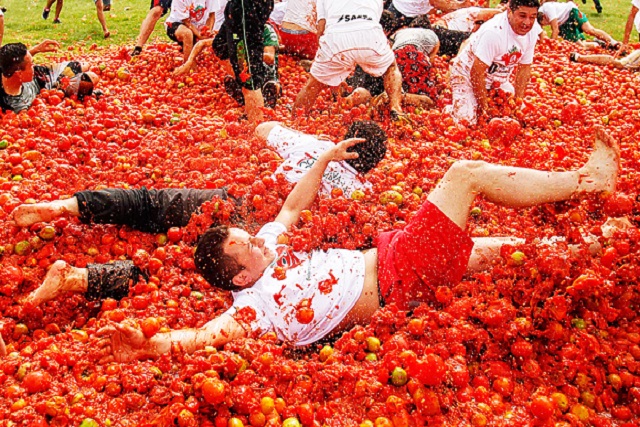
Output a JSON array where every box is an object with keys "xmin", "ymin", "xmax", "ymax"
[{"xmin": 0, "ymin": 0, "xmax": 636, "ymax": 49}]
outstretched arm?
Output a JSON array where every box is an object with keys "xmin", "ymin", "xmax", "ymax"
[
  {"xmin": 97, "ymin": 314, "xmax": 246, "ymax": 362},
  {"xmin": 549, "ymin": 19, "xmax": 559, "ymax": 39},
  {"xmin": 29, "ymin": 39, "xmax": 61, "ymax": 56},
  {"xmin": 274, "ymin": 138, "xmax": 365, "ymax": 230},
  {"xmin": 174, "ymin": 38, "xmax": 213, "ymax": 75},
  {"xmin": 431, "ymin": 0, "xmax": 470, "ymax": 13}
]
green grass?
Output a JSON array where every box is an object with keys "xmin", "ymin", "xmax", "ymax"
[
  {"xmin": 1, "ymin": 0, "xmax": 160, "ymax": 48},
  {"xmin": 1, "ymin": 0, "xmax": 635, "ymax": 50}
]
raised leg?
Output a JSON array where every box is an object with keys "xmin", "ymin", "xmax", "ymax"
[
  {"xmin": 573, "ymin": 52, "xmax": 624, "ymax": 68},
  {"xmin": 427, "ymin": 127, "xmax": 619, "ymax": 229}
]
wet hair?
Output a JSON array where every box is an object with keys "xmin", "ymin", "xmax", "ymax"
[
  {"xmin": 536, "ymin": 11, "xmax": 545, "ymax": 25},
  {"xmin": 0, "ymin": 43, "xmax": 29, "ymax": 78},
  {"xmin": 343, "ymin": 121, "xmax": 388, "ymax": 174},
  {"xmin": 194, "ymin": 225, "xmax": 243, "ymax": 291},
  {"xmin": 509, "ymin": 0, "xmax": 540, "ymax": 11}
]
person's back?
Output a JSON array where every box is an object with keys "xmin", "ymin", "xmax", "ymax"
[{"xmin": 317, "ymin": 0, "xmax": 383, "ymax": 33}]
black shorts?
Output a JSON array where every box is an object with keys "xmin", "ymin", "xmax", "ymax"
[
  {"xmin": 166, "ymin": 22, "xmax": 196, "ymax": 45},
  {"xmin": 151, "ymin": 0, "xmax": 171, "ymax": 15},
  {"xmin": 432, "ymin": 26, "xmax": 471, "ymax": 57},
  {"xmin": 86, "ymin": 261, "xmax": 146, "ymax": 301},
  {"xmin": 74, "ymin": 188, "xmax": 230, "ymax": 233}
]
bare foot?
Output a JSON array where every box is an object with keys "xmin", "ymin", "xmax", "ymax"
[
  {"xmin": 577, "ymin": 126, "xmax": 620, "ymax": 193},
  {"xmin": 24, "ymin": 261, "xmax": 87, "ymax": 306},
  {"xmin": 13, "ymin": 202, "xmax": 66, "ymax": 227}
]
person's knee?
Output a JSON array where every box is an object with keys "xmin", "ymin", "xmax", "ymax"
[
  {"xmin": 149, "ymin": 6, "xmax": 163, "ymax": 21},
  {"xmin": 175, "ymin": 26, "xmax": 193, "ymax": 42}
]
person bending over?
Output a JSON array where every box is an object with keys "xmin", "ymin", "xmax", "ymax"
[
  {"xmin": 448, "ymin": 0, "xmax": 542, "ymax": 126},
  {"xmin": 292, "ymin": 0, "xmax": 405, "ymax": 120},
  {"xmin": 538, "ymin": 1, "xmax": 618, "ymax": 50},
  {"xmin": 165, "ymin": 0, "xmax": 216, "ymax": 62},
  {"xmin": 0, "ymin": 41, "xmax": 101, "ymax": 113},
  {"xmin": 89, "ymin": 126, "xmax": 618, "ymax": 362},
  {"xmin": 174, "ymin": 23, "xmax": 281, "ymax": 109}
]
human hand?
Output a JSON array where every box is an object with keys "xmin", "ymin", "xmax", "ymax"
[
  {"xmin": 323, "ymin": 138, "xmax": 365, "ymax": 163},
  {"xmin": 173, "ymin": 62, "xmax": 192, "ymax": 76},
  {"xmin": 96, "ymin": 321, "xmax": 160, "ymax": 363},
  {"xmin": 33, "ymin": 39, "xmax": 61, "ymax": 54}
]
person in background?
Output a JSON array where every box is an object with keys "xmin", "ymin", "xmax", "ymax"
[
  {"xmin": 621, "ymin": 0, "xmax": 640, "ymax": 53},
  {"xmin": 42, "ymin": 0, "xmax": 64, "ymax": 24},
  {"xmin": 0, "ymin": 7, "xmax": 5, "ymax": 46},
  {"xmin": 131, "ymin": 0, "xmax": 173, "ymax": 56},
  {"xmin": 165, "ymin": 0, "xmax": 216, "ymax": 62},
  {"xmin": 276, "ymin": 0, "xmax": 319, "ymax": 60},
  {"xmin": 93, "ymin": 0, "xmax": 111, "ymax": 39}
]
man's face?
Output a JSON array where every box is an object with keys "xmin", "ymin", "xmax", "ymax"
[
  {"xmin": 223, "ymin": 227, "xmax": 275, "ymax": 288},
  {"xmin": 17, "ymin": 53, "xmax": 35, "ymax": 83},
  {"xmin": 507, "ymin": 6, "xmax": 539, "ymax": 36}
]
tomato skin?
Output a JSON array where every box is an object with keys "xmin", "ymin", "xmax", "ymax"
[{"xmin": 22, "ymin": 371, "xmax": 52, "ymax": 394}]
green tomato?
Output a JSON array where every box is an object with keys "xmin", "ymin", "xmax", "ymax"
[{"xmin": 391, "ymin": 367, "xmax": 408, "ymax": 386}]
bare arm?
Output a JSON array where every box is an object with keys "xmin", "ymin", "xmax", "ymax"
[
  {"xmin": 183, "ymin": 19, "xmax": 202, "ymax": 39},
  {"xmin": 317, "ymin": 19, "xmax": 326, "ymax": 41},
  {"xmin": 0, "ymin": 15, "xmax": 4, "ymax": 47},
  {"xmin": 174, "ymin": 38, "xmax": 213, "ymax": 75},
  {"xmin": 97, "ymin": 314, "xmax": 246, "ymax": 362},
  {"xmin": 622, "ymin": 5, "xmax": 639, "ymax": 46},
  {"xmin": 549, "ymin": 19, "xmax": 559, "ymax": 39},
  {"xmin": 430, "ymin": 0, "xmax": 470, "ymax": 13},
  {"xmin": 476, "ymin": 9, "xmax": 502, "ymax": 22},
  {"xmin": 274, "ymin": 138, "xmax": 364, "ymax": 230},
  {"xmin": 29, "ymin": 39, "xmax": 61, "ymax": 56},
  {"xmin": 204, "ymin": 12, "xmax": 216, "ymax": 36},
  {"xmin": 470, "ymin": 54, "xmax": 489, "ymax": 113},
  {"xmin": 514, "ymin": 64, "xmax": 531, "ymax": 99}
]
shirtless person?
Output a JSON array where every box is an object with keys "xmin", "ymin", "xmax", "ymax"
[{"xmin": 92, "ymin": 126, "xmax": 618, "ymax": 362}]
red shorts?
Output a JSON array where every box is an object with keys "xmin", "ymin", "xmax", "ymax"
[
  {"xmin": 376, "ymin": 201, "xmax": 474, "ymax": 310},
  {"xmin": 274, "ymin": 25, "xmax": 318, "ymax": 59}
]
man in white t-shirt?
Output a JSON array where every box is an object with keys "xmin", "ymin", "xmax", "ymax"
[
  {"xmin": 87, "ymin": 126, "xmax": 619, "ymax": 360},
  {"xmin": 622, "ymin": 0, "xmax": 640, "ymax": 52},
  {"xmin": 448, "ymin": 0, "xmax": 542, "ymax": 126},
  {"xmin": 538, "ymin": 1, "xmax": 618, "ymax": 49},
  {"xmin": 292, "ymin": 0, "xmax": 406, "ymax": 120},
  {"xmin": 274, "ymin": 0, "xmax": 319, "ymax": 59},
  {"xmin": 165, "ymin": 0, "xmax": 216, "ymax": 61},
  {"xmin": 255, "ymin": 121, "xmax": 387, "ymax": 198},
  {"xmin": 384, "ymin": 0, "xmax": 471, "ymax": 34}
]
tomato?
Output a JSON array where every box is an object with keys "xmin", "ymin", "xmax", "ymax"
[{"xmin": 22, "ymin": 371, "xmax": 52, "ymax": 394}]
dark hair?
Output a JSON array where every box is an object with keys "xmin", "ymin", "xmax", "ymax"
[
  {"xmin": 536, "ymin": 11, "xmax": 545, "ymax": 25},
  {"xmin": 0, "ymin": 43, "xmax": 29, "ymax": 78},
  {"xmin": 380, "ymin": 10, "xmax": 397, "ymax": 34},
  {"xmin": 509, "ymin": 0, "xmax": 540, "ymax": 11},
  {"xmin": 194, "ymin": 225, "xmax": 243, "ymax": 291},
  {"xmin": 343, "ymin": 121, "xmax": 387, "ymax": 174}
]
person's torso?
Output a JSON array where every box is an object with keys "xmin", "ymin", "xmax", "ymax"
[
  {"xmin": 540, "ymin": 1, "xmax": 577, "ymax": 26},
  {"xmin": 283, "ymin": 0, "xmax": 318, "ymax": 32},
  {"xmin": 391, "ymin": 0, "xmax": 433, "ymax": 18},
  {"xmin": 319, "ymin": 0, "xmax": 383, "ymax": 32},
  {"xmin": 443, "ymin": 6, "xmax": 481, "ymax": 32}
]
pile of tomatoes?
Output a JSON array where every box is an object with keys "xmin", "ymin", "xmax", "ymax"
[{"xmin": 0, "ymin": 36, "xmax": 640, "ymax": 427}]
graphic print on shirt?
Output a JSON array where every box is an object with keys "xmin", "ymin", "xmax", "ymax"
[
  {"xmin": 189, "ymin": 4, "xmax": 206, "ymax": 22},
  {"xmin": 489, "ymin": 45, "xmax": 522, "ymax": 74},
  {"xmin": 275, "ymin": 246, "xmax": 303, "ymax": 271},
  {"xmin": 297, "ymin": 153, "xmax": 351, "ymax": 192},
  {"xmin": 336, "ymin": 14, "xmax": 373, "ymax": 23}
]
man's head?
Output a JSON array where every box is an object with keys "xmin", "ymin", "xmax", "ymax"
[
  {"xmin": 343, "ymin": 121, "xmax": 387, "ymax": 174},
  {"xmin": 507, "ymin": 0, "xmax": 540, "ymax": 36},
  {"xmin": 194, "ymin": 225, "xmax": 275, "ymax": 290},
  {"xmin": 0, "ymin": 43, "xmax": 34, "ymax": 82}
]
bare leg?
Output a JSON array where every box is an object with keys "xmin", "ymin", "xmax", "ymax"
[
  {"xmin": 135, "ymin": 6, "xmax": 163, "ymax": 48},
  {"xmin": 25, "ymin": 261, "xmax": 88, "ymax": 306},
  {"xmin": 243, "ymin": 88, "xmax": 265, "ymax": 125},
  {"xmin": 427, "ymin": 127, "xmax": 619, "ymax": 229},
  {"xmin": 382, "ymin": 61, "xmax": 403, "ymax": 114},
  {"xmin": 95, "ymin": 0, "xmax": 110, "ymax": 38},
  {"xmin": 292, "ymin": 75, "xmax": 326, "ymax": 116},
  {"xmin": 54, "ymin": 0, "xmax": 64, "ymax": 21},
  {"xmin": 13, "ymin": 197, "xmax": 79, "ymax": 227},
  {"xmin": 467, "ymin": 237, "xmax": 525, "ymax": 272},
  {"xmin": 0, "ymin": 330, "xmax": 5, "ymax": 356},
  {"xmin": 175, "ymin": 25, "xmax": 195, "ymax": 61},
  {"xmin": 573, "ymin": 53, "xmax": 624, "ymax": 68}
]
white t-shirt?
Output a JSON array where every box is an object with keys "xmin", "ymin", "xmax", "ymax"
[
  {"xmin": 267, "ymin": 125, "xmax": 372, "ymax": 198},
  {"xmin": 442, "ymin": 6, "xmax": 483, "ymax": 32},
  {"xmin": 451, "ymin": 11, "xmax": 542, "ymax": 88},
  {"xmin": 539, "ymin": 1, "xmax": 578, "ymax": 26},
  {"xmin": 391, "ymin": 0, "xmax": 433, "ymax": 18},
  {"xmin": 166, "ymin": 0, "xmax": 216, "ymax": 31},
  {"xmin": 270, "ymin": 1, "xmax": 288, "ymax": 26},
  {"xmin": 224, "ymin": 222, "xmax": 366, "ymax": 345},
  {"xmin": 633, "ymin": 0, "xmax": 640, "ymax": 33},
  {"xmin": 211, "ymin": 0, "xmax": 229, "ymax": 31},
  {"xmin": 317, "ymin": 0, "xmax": 383, "ymax": 33},
  {"xmin": 283, "ymin": 0, "xmax": 318, "ymax": 33}
]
